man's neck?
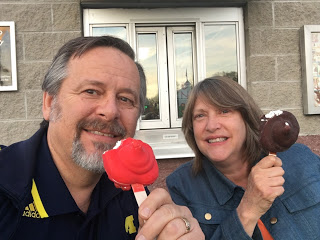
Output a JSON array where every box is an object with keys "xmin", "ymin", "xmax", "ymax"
[{"xmin": 56, "ymin": 160, "xmax": 102, "ymax": 213}]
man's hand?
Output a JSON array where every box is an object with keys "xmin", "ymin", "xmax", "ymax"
[{"xmin": 136, "ymin": 188, "xmax": 205, "ymax": 240}]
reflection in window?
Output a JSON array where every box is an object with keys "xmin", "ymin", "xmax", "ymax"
[
  {"xmin": 204, "ymin": 25, "xmax": 238, "ymax": 81},
  {"xmin": 92, "ymin": 26, "xmax": 127, "ymax": 40},
  {"xmin": 174, "ymin": 33, "xmax": 194, "ymax": 118},
  {"xmin": 137, "ymin": 34, "xmax": 160, "ymax": 120}
]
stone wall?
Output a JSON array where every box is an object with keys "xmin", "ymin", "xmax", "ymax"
[
  {"xmin": 0, "ymin": 0, "xmax": 82, "ymax": 145},
  {"xmin": 245, "ymin": 0, "xmax": 320, "ymax": 135},
  {"xmin": 0, "ymin": 0, "xmax": 319, "ymax": 147}
]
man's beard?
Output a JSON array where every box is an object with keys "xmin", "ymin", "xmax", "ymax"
[
  {"xmin": 50, "ymin": 97, "xmax": 126, "ymax": 173},
  {"xmin": 72, "ymin": 119, "xmax": 126, "ymax": 173}
]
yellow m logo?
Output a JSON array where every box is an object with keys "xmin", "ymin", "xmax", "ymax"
[{"xmin": 125, "ymin": 215, "xmax": 137, "ymax": 234}]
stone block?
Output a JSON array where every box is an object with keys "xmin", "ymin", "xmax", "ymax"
[
  {"xmin": 24, "ymin": 33, "xmax": 55, "ymax": 61},
  {"xmin": 249, "ymin": 81, "xmax": 302, "ymax": 109},
  {"xmin": 247, "ymin": 56, "xmax": 276, "ymax": 82},
  {"xmin": 53, "ymin": 3, "xmax": 81, "ymax": 31},
  {"xmin": 246, "ymin": 2, "xmax": 273, "ymax": 27},
  {"xmin": 0, "ymin": 4, "xmax": 52, "ymax": 32},
  {"xmin": 51, "ymin": 32, "xmax": 82, "ymax": 54},
  {"xmin": 275, "ymin": 2, "xmax": 320, "ymax": 27},
  {"xmin": 248, "ymin": 82, "xmax": 271, "ymax": 109},
  {"xmin": 15, "ymin": 33, "xmax": 24, "ymax": 62},
  {"xmin": 24, "ymin": 32, "xmax": 82, "ymax": 61},
  {"xmin": 0, "ymin": 92, "xmax": 26, "ymax": 119},
  {"xmin": 26, "ymin": 91, "xmax": 43, "ymax": 119},
  {"xmin": 18, "ymin": 62, "xmax": 51, "ymax": 90},
  {"xmin": 0, "ymin": 120, "xmax": 41, "ymax": 146},
  {"xmin": 299, "ymin": 113, "xmax": 320, "ymax": 135},
  {"xmin": 277, "ymin": 55, "xmax": 301, "ymax": 81},
  {"xmin": 248, "ymin": 28, "xmax": 299, "ymax": 55},
  {"xmin": 268, "ymin": 82, "xmax": 302, "ymax": 108}
]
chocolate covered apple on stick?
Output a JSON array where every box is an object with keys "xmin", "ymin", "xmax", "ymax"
[
  {"xmin": 103, "ymin": 138, "xmax": 159, "ymax": 206},
  {"xmin": 259, "ymin": 110, "xmax": 300, "ymax": 155}
]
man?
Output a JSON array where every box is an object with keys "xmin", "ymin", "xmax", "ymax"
[{"xmin": 0, "ymin": 36, "xmax": 204, "ymax": 240}]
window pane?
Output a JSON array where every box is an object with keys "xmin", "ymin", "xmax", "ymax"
[
  {"xmin": 137, "ymin": 34, "xmax": 160, "ymax": 120},
  {"xmin": 92, "ymin": 26, "xmax": 127, "ymax": 40},
  {"xmin": 205, "ymin": 25, "xmax": 238, "ymax": 81},
  {"xmin": 174, "ymin": 33, "xmax": 194, "ymax": 118}
]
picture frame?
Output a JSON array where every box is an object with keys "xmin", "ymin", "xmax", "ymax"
[
  {"xmin": 0, "ymin": 21, "xmax": 17, "ymax": 91},
  {"xmin": 300, "ymin": 25, "xmax": 320, "ymax": 114}
]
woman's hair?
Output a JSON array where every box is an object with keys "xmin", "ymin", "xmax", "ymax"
[
  {"xmin": 41, "ymin": 36, "xmax": 146, "ymax": 128},
  {"xmin": 182, "ymin": 76, "xmax": 263, "ymax": 174}
]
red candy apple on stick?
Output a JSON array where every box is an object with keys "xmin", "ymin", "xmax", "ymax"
[
  {"xmin": 103, "ymin": 138, "xmax": 159, "ymax": 206},
  {"xmin": 260, "ymin": 110, "xmax": 300, "ymax": 155}
]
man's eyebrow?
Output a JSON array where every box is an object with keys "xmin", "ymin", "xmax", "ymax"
[{"xmin": 78, "ymin": 79, "xmax": 106, "ymax": 88}]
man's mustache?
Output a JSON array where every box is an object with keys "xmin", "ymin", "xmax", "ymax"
[{"xmin": 76, "ymin": 118, "xmax": 127, "ymax": 139}]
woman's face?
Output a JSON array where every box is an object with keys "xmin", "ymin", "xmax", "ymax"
[{"xmin": 192, "ymin": 96, "xmax": 247, "ymax": 166}]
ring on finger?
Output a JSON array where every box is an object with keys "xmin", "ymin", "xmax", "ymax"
[{"xmin": 181, "ymin": 217, "xmax": 191, "ymax": 233}]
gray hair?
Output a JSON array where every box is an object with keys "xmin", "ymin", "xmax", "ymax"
[{"xmin": 41, "ymin": 36, "xmax": 146, "ymax": 127}]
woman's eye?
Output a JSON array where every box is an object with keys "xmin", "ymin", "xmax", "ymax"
[
  {"xmin": 194, "ymin": 114, "xmax": 203, "ymax": 119},
  {"xmin": 221, "ymin": 109, "xmax": 230, "ymax": 114}
]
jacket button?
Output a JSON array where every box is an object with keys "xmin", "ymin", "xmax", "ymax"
[
  {"xmin": 205, "ymin": 213, "xmax": 212, "ymax": 220},
  {"xmin": 270, "ymin": 217, "xmax": 277, "ymax": 224}
]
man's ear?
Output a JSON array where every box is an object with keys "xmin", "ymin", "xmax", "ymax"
[{"xmin": 42, "ymin": 92, "xmax": 53, "ymax": 121}]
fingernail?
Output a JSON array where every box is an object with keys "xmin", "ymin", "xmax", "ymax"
[
  {"xmin": 136, "ymin": 235, "xmax": 146, "ymax": 240},
  {"xmin": 140, "ymin": 207, "xmax": 151, "ymax": 218}
]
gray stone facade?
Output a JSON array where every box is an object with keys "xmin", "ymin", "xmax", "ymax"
[{"xmin": 0, "ymin": 0, "xmax": 319, "ymax": 147}]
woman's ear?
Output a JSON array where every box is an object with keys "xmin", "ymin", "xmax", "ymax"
[{"xmin": 42, "ymin": 92, "xmax": 53, "ymax": 121}]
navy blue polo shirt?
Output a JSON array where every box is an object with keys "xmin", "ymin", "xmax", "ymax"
[{"xmin": 11, "ymin": 132, "xmax": 139, "ymax": 240}]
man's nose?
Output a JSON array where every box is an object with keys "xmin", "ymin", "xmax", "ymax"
[{"xmin": 96, "ymin": 97, "xmax": 120, "ymax": 121}]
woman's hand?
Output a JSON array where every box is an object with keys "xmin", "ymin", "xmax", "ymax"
[{"xmin": 237, "ymin": 155, "xmax": 285, "ymax": 236}]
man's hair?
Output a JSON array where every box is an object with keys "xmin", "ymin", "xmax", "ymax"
[
  {"xmin": 182, "ymin": 76, "xmax": 263, "ymax": 174},
  {"xmin": 41, "ymin": 36, "xmax": 146, "ymax": 127}
]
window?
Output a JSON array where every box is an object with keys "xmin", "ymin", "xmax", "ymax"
[{"xmin": 83, "ymin": 8, "xmax": 245, "ymax": 158}]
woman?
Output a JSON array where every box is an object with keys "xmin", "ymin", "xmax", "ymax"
[{"xmin": 167, "ymin": 76, "xmax": 320, "ymax": 240}]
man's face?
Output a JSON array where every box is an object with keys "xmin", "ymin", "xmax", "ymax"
[{"xmin": 43, "ymin": 47, "xmax": 141, "ymax": 173}]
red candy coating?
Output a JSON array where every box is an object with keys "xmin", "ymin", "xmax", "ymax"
[
  {"xmin": 103, "ymin": 138, "xmax": 158, "ymax": 190},
  {"xmin": 260, "ymin": 110, "xmax": 300, "ymax": 153}
]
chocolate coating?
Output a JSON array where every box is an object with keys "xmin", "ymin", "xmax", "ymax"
[{"xmin": 260, "ymin": 111, "xmax": 300, "ymax": 153}]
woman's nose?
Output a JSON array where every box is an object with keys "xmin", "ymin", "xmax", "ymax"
[{"xmin": 205, "ymin": 115, "xmax": 221, "ymax": 132}]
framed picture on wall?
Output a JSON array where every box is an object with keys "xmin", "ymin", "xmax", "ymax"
[
  {"xmin": 300, "ymin": 25, "xmax": 320, "ymax": 114},
  {"xmin": 0, "ymin": 21, "xmax": 17, "ymax": 91}
]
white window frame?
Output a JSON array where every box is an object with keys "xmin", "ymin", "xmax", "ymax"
[{"xmin": 83, "ymin": 7, "xmax": 246, "ymax": 159}]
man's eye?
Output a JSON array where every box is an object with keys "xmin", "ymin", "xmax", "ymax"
[
  {"xmin": 119, "ymin": 97, "xmax": 134, "ymax": 106},
  {"xmin": 85, "ymin": 89, "xmax": 98, "ymax": 95}
]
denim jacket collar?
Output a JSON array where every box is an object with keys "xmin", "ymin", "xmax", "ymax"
[{"xmin": 202, "ymin": 157, "xmax": 241, "ymax": 205}]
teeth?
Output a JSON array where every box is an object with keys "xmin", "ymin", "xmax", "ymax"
[
  {"xmin": 89, "ymin": 130, "xmax": 114, "ymax": 138},
  {"xmin": 208, "ymin": 137, "xmax": 227, "ymax": 143}
]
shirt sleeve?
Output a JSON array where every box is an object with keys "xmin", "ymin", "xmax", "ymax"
[{"xmin": 0, "ymin": 192, "xmax": 20, "ymax": 238}]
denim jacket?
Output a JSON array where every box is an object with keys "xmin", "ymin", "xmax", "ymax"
[{"xmin": 167, "ymin": 144, "xmax": 320, "ymax": 240}]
